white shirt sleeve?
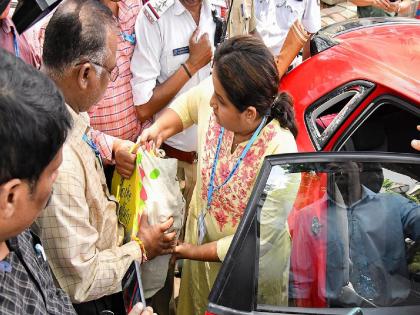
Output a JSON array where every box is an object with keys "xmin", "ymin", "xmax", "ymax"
[
  {"xmin": 302, "ymin": 0, "xmax": 321, "ymax": 34},
  {"xmin": 130, "ymin": 11, "xmax": 163, "ymax": 106}
]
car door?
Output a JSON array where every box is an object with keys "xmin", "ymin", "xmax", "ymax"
[{"xmin": 206, "ymin": 152, "xmax": 420, "ymax": 315}]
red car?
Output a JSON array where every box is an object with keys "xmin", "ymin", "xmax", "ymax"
[{"xmin": 206, "ymin": 18, "xmax": 420, "ymax": 315}]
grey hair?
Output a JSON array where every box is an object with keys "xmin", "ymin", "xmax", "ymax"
[{"xmin": 42, "ymin": 0, "xmax": 115, "ymax": 78}]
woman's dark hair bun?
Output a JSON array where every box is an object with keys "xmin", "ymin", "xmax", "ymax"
[{"xmin": 271, "ymin": 92, "xmax": 298, "ymax": 138}]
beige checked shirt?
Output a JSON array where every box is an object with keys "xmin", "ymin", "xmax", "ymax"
[{"xmin": 37, "ymin": 105, "xmax": 141, "ymax": 303}]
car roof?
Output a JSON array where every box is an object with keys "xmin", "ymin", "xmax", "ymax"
[{"xmin": 284, "ymin": 18, "xmax": 420, "ymax": 106}]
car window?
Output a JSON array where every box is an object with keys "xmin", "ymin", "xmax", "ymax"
[
  {"xmin": 337, "ymin": 97, "xmax": 420, "ymax": 154},
  {"xmin": 256, "ymin": 159, "xmax": 420, "ymax": 311},
  {"xmin": 304, "ymin": 81, "xmax": 374, "ymax": 150}
]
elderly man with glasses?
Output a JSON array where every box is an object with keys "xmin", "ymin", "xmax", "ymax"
[{"xmin": 37, "ymin": 0, "xmax": 176, "ymax": 314}]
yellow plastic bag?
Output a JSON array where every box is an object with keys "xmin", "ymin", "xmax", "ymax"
[
  {"xmin": 111, "ymin": 150, "xmax": 147, "ymax": 242},
  {"xmin": 111, "ymin": 147, "xmax": 185, "ymax": 298}
]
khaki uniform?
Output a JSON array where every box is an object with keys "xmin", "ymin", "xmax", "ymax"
[{"xmin": 226, "ymin": 0, "xmax": 257, "ymax": 36}]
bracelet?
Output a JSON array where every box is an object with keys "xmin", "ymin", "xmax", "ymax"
[
  {"xmin": 181, "ymin": 63, "xmax": 192, "ymax": 78},
  {"xmin": 132, "ymin": 236, "xmax": 148, "ymax": 263}
]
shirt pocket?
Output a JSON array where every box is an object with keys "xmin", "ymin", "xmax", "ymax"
[{"xmin": 165, "ymin": 50, "xmax": 189, "ymax": 76}]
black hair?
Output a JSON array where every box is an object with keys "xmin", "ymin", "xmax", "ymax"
[
  {"xmin": 0, "ymin": 48, "xmax": 72, "ymax": 187},
  {"xmin": 213, "ymin": 35, "xmax": 298, "ymax": 137},
  {"xmin": 42, "ymin": 0, "xmax": 115, "ymax": 75}
]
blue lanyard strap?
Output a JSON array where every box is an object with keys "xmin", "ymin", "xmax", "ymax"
[
  {"xmin": 12, "ymin": 29, "xmax": 20, "ymax": 58},
  {"xmin": 121, "ymin": 31, "xmax": 136, "ymax": 45},
  {"xmin": 206, "ymin": 116, "xmax": 267, "ymax": 210},
  {"xmin": 82, "ymin": 133, "xmax": 103, "ymax": 169}
]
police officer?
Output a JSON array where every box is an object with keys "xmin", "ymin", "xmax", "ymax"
[
  {"xmin": 223, "ymin": 0, "xmax": 258, "ymax": 38},
  {"xmin": 254, "ymin": 0, "xmax": 321, "ymax": 76}
]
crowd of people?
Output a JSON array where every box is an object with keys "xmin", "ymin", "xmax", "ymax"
[{"xmin": 0, "ymin": 0, "xmax": 419, "ymax": 314}]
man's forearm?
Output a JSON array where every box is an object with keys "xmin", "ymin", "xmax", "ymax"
[
  {"xmin": 135, "ymin": 64, "xmax": 193, "ymax": 123},
  {"xmin": 276, "ymin": 20, "xmax": 310, "ymax": 77},
  {"xmin": 350, "ymin": 0, "xmax": 375, "ymax": 6}
]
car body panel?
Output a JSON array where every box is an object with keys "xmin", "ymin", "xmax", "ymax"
[
  {"xmin": 281, "ymin": 19, "xmax": 420, "ymax": 152},
  {"xmin": 207, "ymin": 19, "xmax": 420, "ymax": 315}
]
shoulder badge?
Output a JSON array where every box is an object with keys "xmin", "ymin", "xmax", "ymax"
[
  {"xmin": 209, "ymin": 0, "xmax": 227, "ymax": 9},
  {"xmin": 143, "ymin": 0, "xmax": 175, "ymax": 23}
]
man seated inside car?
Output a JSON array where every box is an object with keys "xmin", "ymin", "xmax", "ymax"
[{"xmin": 289, "ymin": 162, "xmax": 420, "ymax": 307}]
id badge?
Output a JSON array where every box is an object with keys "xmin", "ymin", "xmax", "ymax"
[{"xmin": 197, "ymin": 210, "xmax": 207, "ymax": 245}]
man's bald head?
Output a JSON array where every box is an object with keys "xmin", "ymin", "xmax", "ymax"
[{"xmin": 43, "ymin": 0, "xmax": 115, "ymax": 77}]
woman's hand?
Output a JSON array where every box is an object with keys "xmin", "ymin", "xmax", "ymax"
[
  {"xmin": 411, "ymin": 125, "xmax": 420, "ymax": 151},
  {"xmin": 128, "ymin": 303, "xmax": 156, "ymax": 315},
  {"xmin": 174, "ymin": 242, "xmax": 195, "ymax": 260},
  {"xmin": 138, "ymin": 123, "xmax": 164, "ymax": 150},
  {"xmin": 174, "ymin": 241, "xmax": 220, "ymax": 262}
]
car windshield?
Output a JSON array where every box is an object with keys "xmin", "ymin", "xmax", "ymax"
[{"xmin": 256, "ymin": 160, "xmax": 420, "ymax": 311}]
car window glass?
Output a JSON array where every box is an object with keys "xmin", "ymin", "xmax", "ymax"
[
  {"xmin": 305, "ymin": 82, "xmax": 374, "ymax": 150},
  {"xmin": 256, "ymin": 161, "xmax": 420, "ymax": 311},
  {"xmin": 338, "ymin": 100, "xmax": 419, "ymax": 154}
]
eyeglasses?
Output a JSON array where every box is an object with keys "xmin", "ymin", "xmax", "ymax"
[
  {"xmin": 76, "ymin": 60, "xmax": 119, "ymax": 82},
  {"xmin": 91, "ymin": 61, "xmax": 119, "ymax": 82}
]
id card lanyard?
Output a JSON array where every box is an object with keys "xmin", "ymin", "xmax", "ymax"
[
  {"xmin": 82, "ymin": 133, "xmax": 103, "ymax": 169},
  {"xmin": 12, "ymin": 29, "xmax": 20, "ymax": 58},
  {"xmin": 197, "ymin": 116, "xmax": 267, "ymax": 244}
]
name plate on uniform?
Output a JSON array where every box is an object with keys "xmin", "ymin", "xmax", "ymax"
[{"xmin": 173, "ymin": 46, "xmax": 190, "ymax": 56}]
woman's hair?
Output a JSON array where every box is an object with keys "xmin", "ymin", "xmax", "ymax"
[{"xmin": 213, "ymin": 35, "xmax": 297, "ymax": 137}]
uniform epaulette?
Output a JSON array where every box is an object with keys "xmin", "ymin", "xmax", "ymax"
[
  {"xmin": 143, "ymin": 0, "xmax": 175, "ymax": 23},
  {"xmin": 209, "ymin": 0, "xmax": 227, "ymax": 9}
]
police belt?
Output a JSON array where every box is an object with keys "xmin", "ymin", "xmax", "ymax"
[{"xmin": 161, "ymin": 143, "xmax": 198, "ymax": 164}]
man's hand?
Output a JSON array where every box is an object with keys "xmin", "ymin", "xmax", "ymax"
[
  {"xmin": 411, "ymin": 125, "xmax": 420, "ymax": 151},
  {"xmin": 373, "ymin": 0, "xmax": 392, "ymax": 11},
  {"xmin": 114, "ymin": 139, "xmax": 136, "ymax": 178},
  {"xmin": 137, "ymin": 212, "xmax": 176, "ymax": 260},
  {"xmin": 185, "ymin": 28, "xmax": 212, "ymax": 75},
  {"xmin": 128, "ymin": 303, "xmax": 156, "ymax": 315}
]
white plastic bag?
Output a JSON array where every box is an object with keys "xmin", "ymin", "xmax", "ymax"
[{"xmin": 139, "ymin": 148, "xmax": 185, "ymax": 298}]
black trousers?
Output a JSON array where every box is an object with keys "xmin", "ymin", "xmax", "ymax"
[{"xmin": 73, "ymin": 291, "xmax": 126, "ymax": 315}]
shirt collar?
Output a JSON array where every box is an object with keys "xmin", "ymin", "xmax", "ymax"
[
  {"xmin": 117, "ymin": 0, "xmax": 131, "ymax": 22},
  {"xmin": 1, "ymin": 17, "xmax": 13, "ymax": 34},
  {"xmin": 330, "ymin": 185, "xmax": 376, "ymax": 208},
  {"xmin": 174, "ymin": 0, "xmax": 187, "ymax": 16},
  {"xmin": 174, "ymin": 0, "xmax": 211, "ymax": 16},
  {"xmin": 66, "ymin": 104, "xmax": 90, "ymax": 141}
]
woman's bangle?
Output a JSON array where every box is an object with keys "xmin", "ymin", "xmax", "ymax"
[
  {"xmin": 181, "ymin": 63, "xmax": 192, "ymax": 78},
  {"xmin": 132, "ymin": 236, "xmax": 148, "ymax": 263}
]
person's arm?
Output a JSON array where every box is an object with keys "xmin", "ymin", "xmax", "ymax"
[
  {"xmin": 276, "ymin": 0, "xmax": 320, "ymax": 76},
  {"xmin": 276, "ymin": 20, "xmax": 311, "ymax": 77},
  {"xmin": 174, "ymin": 241, "xmax": 219, "ymax": 261},
  {"xmin": 130, "ymin": 12, "xmax": 212, "ymax": 123},
  {"xmin": 350, "ymin": 0, "xmax": 391, "ymax": 11},
  {"xmin": 411, "ymin": 125, "xmax": 420, "ymax": 151},
  {"xmin": 139, "ymin": 77, "xmax": 208, "ymax": 148}
]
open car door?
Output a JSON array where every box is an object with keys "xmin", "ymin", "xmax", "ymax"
[{"xmin": 207, "ymin": 152, "xmax": 420, "ymax": 315}]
